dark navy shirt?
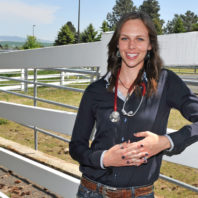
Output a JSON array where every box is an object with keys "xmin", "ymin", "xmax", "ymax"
[{"xmin": 69, "ymin": 69, "xmax": 198, "ymax": 187}]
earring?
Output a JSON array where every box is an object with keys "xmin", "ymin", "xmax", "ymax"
[
  {"xmin": 141, "ymin": 71, "xmax": 148, "ymax": 83},
  {"xmin": 116, "ymin": 50, "xmax": 121, "ymax": 58},
  {"xmin": 146, "ymin": 51, "xmax": 150, "ymax": 60}
]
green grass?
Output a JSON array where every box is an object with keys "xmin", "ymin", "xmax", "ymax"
[
  {"xmin": 165, "ymin": 67, "xmax": 198, "ymax": 75},
  {"xmin": 0, "ymin": 82, "xmax": 198, "ymax": 197}
]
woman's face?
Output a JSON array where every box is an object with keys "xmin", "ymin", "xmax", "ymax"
[{"xmin": 118, "ymin": 19, "xmax": 151, "ymax": 69}]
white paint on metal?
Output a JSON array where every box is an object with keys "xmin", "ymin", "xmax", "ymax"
[
  {"xmin": 158, "ymin": 31, "xmax": 198, "ymax": 67},
  {"xmin": 0, "ymin": 147, "xmax": 80, "ymax": 198},
  {"xmin": 0, "ymin": 42, "xmax": 103, "ymax": 69},
  {"xmin": 0, "ymin": 101, "xmax": 76, "ymax": 135},
  {"xmin": 163, "ymin": 128, "xmax": 198, "ymax": 169},
  {"xmin": 0, "ymin": 191, "xmax": 9, "ymax": 198}
]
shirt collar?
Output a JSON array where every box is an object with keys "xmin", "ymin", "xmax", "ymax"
[{"xmin": 104, "ymin": 72, "xmax": 126, "ymax": 101}]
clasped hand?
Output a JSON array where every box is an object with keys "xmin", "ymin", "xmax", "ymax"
[{"xmin": 103, "ymin": 131, "xmax": 171, "ymax": 167}]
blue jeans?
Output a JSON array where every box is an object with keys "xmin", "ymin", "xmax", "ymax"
[{"xmin": 76, "ymin": 184, "xmax": 154, "ymax": 198}]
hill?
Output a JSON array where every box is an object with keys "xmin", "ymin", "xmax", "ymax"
[
  {"xmin": 0, "ymin": 35, "xmax": 53, "ymax": 43},
  {"xmin": 0, "ymin": 41, "xmax": 53, "ymax": 48}
]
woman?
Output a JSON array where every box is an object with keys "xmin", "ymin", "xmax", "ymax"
[{"xmin": 69, "ymin": 11, "xmax": 198, "ymax": 198}]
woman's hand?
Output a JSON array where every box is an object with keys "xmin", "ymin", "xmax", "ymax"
[
  {"xmin": 103, "ymin": 141, "xmax": 147, "ymax": 167},
  {"xmin": 132, "ymin": 131, "xmax": 171, "ymax": 160}
]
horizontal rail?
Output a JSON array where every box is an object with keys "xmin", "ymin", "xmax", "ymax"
[
  {"xmin": 0, "ymin": 147, "xmax": 80, "ymax": 198},
  {"xmin": 48, "ymin": 68, "xmax": 98, "ymax": 75},
  {"xmin": 0, "ymin": 191, "xmax": 9, "ymax": 198},
  {"xmin": 159, "ymin": 174, "xmax": 198, "ymax": 193},
  {"xmin": 0, "ymin": 89, "xmax": 79, "ymax": 111},
  {"xmin": 0, "ymin": 101, "xmax": 76, "ymax": 135},
  {"xmin": 0, "ymin": 75, "xmax": 84, "ymax": 93},
  {"xmin": 19, "ymin": 122, "xmax": 70, "ymax": 143}
]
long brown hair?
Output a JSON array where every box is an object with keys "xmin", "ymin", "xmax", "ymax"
[{"xmin": 107, "ymin": 11, "xmax": 163, "ymax": 97}]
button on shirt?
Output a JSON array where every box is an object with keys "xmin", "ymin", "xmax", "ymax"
[{"xmin": 69, "ymin": 69, "xmax": 198, "ymax": 187}]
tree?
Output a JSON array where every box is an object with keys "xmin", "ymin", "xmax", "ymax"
[
  {"xmin": 80, "ymin": 24, "xmax": 101, "ymax": 42},
  {"xmin": 22, "ymin": 36, "xmax": 42, "ymax": 49},
  {"xmin": 3, "ymin": 44, "xmax": 9, "ymax": 50},
  {"xmin": 173, "ymin": 16, "xmax": 185, "ymax": 33},
  {"xmin": 164, "ymin": 11, "xmax": 198, "ymax": 34},
  {"xmin": 139, "ymin": 0, "xmax": 164, "ymax": 34},
  {"xmin": 101, "ymin": 20, "xmax": 110, "ymax": 32},
  {"xmin": 180, "ymin": 10, "xmax": 198, "ymax": 32},
  {"xmin": 66, "ymin": 21, "xmax": 76, "ymax": 34},
  {"xmin": 106, "ymin": 0, "xmax": 136, "ymax": 30},
  {"xmin": 192, "ymin": 23, "xmax": 198, "ymax": 31},
  {"xmin": 54, "ymin": 24, "xmax": 75, "ymax": 45}
]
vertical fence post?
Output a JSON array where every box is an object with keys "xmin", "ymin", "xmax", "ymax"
[
  {"xmin": 60, "ymin": 71, "xmax": 65, "ymax": 86},
  {"xmin": 96, "ymin": 67, "xmax": 100, "ymax": 80},
  {"xmin": 24, "ymin": 68, "xmax": 28, "ymax": 93},
  {"xmin": 34, "ymin": 69, "xmax": 38, "ymax": 150},
  {"xmin": 21, "ymin": 69, "xmax": 24, "ymax": 91},
  {"xmin": 90, "ymin": 67, "xmax": 94, "ymax": 83}
]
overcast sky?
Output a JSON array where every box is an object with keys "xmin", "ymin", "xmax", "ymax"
[{"xmin": 0, "ymin": 0, "xmax": 197, "ymax": 41}]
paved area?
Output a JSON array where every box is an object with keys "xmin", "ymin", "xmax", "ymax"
[{"xmin": 0, "ymin": 165, "xmax": 62, "ymax": 198}]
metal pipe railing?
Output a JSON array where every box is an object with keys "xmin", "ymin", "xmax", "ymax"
[{"xmin": 159, "ymin": 174, "xmax": 198, "ymax": 193}]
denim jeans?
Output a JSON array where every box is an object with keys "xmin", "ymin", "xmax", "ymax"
[{"xmin": 76, "ymin": 184, "xmax": 154, "ymax": 198}]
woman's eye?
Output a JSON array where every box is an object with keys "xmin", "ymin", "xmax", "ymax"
[
  {"xmin": 137, "ymin": 38, "xmax": 144, "ymax": 41},
  {"xmin": 121, "ymin": 37, "xmax": 128, "ymax": 40}
]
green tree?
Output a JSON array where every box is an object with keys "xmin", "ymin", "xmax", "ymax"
[
  {"xmin": 101, "ymin": 20, "xmax": 110, "ymax": 32},
  {"xmin": 180, "ymin": 10, "xmax": 198, "ymax": 32},
  {"xmin": 106, "ymin": 0, "xmax": 136, "ymax": 30},
  {"xmin": 164, "ymin": 11, "xmax": 198, "ymax": 34},
  {"xmin": 173, "ymin": 16, "xmax": 185, "ymax": 33},
  {"xmin": 54, "ymin": 24, "xmax": 75, "ymax": 45},
  {"xmin": 3, "ymin": 44, "xmax": 9, "ymax": 50},
  {"xmin": 66, "ymin": 21, "xmax": 76, "ymax": 34},
  {"xmin": 22, "ymin": 36, "xmax": 42, "ymax": 49},
  {"xmin": 80, "ymin": 24, "xmax": 101, "ymax": 42},
  {"xmin": 139, "ymin": 0, "xmax": 164, "ymax": 34},
  {"xmin": 192, "ymin": 23, "xmax": 198, "ymax": 31}
]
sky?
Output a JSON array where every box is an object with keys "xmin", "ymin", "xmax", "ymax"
[{"xmin": 0, "ymin": 0, "xmax": 197, "ymax": 42}]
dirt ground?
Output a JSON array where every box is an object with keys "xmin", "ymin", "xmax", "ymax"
[{"xmin": 0, "ymin": 165, "xmax": 62, "ymax": 198}]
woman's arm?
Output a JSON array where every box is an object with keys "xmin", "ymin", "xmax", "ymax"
[{"xmin": 69, "ymin": 87, "xmax": 104, "ymax": 168}]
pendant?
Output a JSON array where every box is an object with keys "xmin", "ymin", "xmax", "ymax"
[{"xmin": 109, "ymin": 111, "xmax": 120, "ymax": 122}]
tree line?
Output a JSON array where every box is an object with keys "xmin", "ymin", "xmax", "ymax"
[
  {"xmin": 54, "ymin": 0, "xmax": 198, "ymax": 46},
  {"xmin": 1, "ymin": 0, "xmax": 197, "ymax": 49}
]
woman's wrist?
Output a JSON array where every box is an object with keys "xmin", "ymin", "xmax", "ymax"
[{"xmin": 160, "ymin": 135, "xmax": 171, "ymax": 151}]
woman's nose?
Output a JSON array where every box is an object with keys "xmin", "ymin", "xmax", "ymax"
[{"xmin": 128, "ymin": 39, "xmax": 136, "ymax": 49}]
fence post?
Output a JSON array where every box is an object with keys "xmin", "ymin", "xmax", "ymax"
[
  {"xmin": 60, "ymin": 71, "xmax": 65, "ymax": 86},
  {"xmin": 24, "ymin": 68, "xmax": 28, "ymax": 93},
  {"xmin": 33, "ymin": 69, "xmax": 38, "ymax": 150},
  {"xmin": 21, "ymin": 69, "xmax": 24, "ymax": 91}
]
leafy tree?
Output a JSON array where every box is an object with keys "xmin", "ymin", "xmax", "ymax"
[
  {"xmin": 164, "ymin": 11, "xmax": 198, "ymax": 34},
  {"xmin": 80, "ymin": 24, "xmax": 101, "ymax": 42},
  {"xmin": 101, "ymin": 20, "xmax": 110, "ymax": 32},
  {"xmin": 139, "ymin": 0, "xmax": 164, "ymax": 34},
  {"xmin": 66, "ymin": 21, "xmax": 76, "ymax": 34},
  {"xmin": 54, "ymin": 24, "xmax": 75, "ymax": 45},
  {"xmin": 180, "ymin": 10, "xmax": 198, "ymax": 32},
  {"xmin": 106, "ymin": 0, "xmax": 136, "ymax": 30},
  {"xmin": 192, "ymin": 23, "xmax": 198, "ymax": 31},
  {"xmin": 173, "ymin": 16, "xmax": 185, "ymax": 33},
  {"xmin": 23, "ymin": 36, "xmax": 42, "ymax": 49}
]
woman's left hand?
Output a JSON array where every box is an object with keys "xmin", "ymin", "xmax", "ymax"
[
  {"xmin": 133, "ymin": 131, "xmax": 171, "ymax": 158},
  {"xmin": 123, "ymin": 131, "xmax": 171, "ymax": 165}
]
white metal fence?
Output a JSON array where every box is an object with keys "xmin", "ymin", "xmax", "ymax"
[{"xmin": 0, "ymin": 32, "xmax": 198, "ymax": 197}]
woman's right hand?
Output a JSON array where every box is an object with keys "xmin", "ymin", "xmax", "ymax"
[{"xmin": 103, "ymin": 142, "xmax": 146, "ymax": 167}]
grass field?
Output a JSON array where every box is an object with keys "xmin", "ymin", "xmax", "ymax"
[{"xmin": 0, "ymin": 79, "xmax": 198, "ymax": 197}]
